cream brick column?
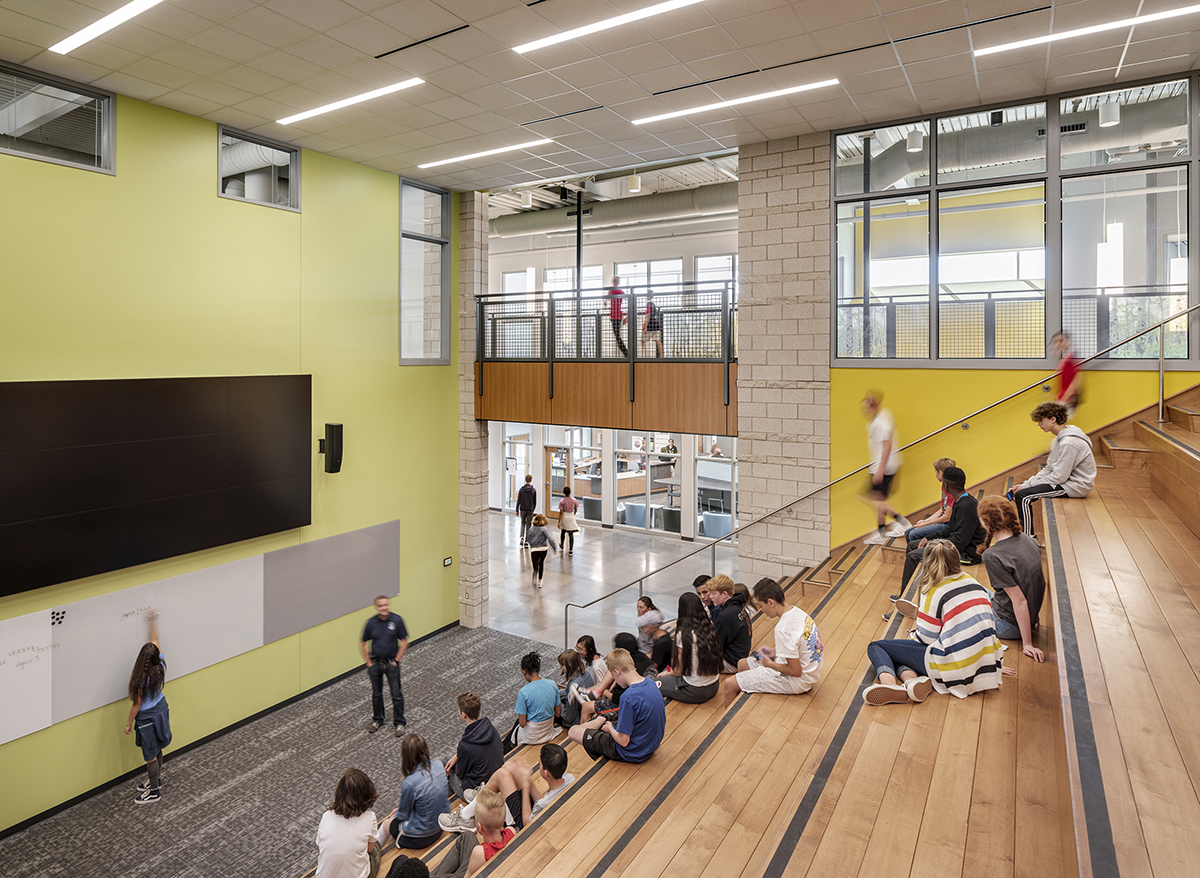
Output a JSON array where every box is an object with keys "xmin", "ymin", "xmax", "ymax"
[
  {"xmin": 736, "ymin": 134, "xmax": 832, "ymax": 584},
  {"xmin": 459, "ymin": 192, "xmax": 489, "ymax": 628}
]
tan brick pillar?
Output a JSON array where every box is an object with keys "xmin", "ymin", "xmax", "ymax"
[
  {"xmin": 459, "ymin": 192, "xmax": 489, "ymax": 628},
  {"xmin": 736, "ymin": 135, "xmax": 832, "ymax": 583}
]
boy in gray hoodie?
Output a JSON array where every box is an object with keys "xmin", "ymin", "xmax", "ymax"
[{"xmin": 1010, "ymin": 401, "xmax": 1096, "ymax": 537}]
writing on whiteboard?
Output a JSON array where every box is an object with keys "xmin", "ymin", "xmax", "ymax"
[{"xmin": 120, "ymin": 606, "xmax": 153, "ymax": 621}]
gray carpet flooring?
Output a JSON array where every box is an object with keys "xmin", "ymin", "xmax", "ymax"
[{"xmin": 1, "ymin": 626, "xmax": 564, "ymax": 878}]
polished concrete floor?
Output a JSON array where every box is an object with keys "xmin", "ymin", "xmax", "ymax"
[{"xmin": 486, "ymin": 511, "xmax": 739, "ymax": 651}]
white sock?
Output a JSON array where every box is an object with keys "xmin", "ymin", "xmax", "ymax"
[
  {"xmin": 461, "ymin": 800, "xmax": 477, "ymax": 820},
  {"xmin": 376, "ymin": 821, "xmax": 392, "ymax": 848}
]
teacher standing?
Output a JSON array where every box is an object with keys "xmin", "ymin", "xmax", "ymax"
[{"xmin": 361, "ymin": 595, "xmax": 409, "ymax": 736}]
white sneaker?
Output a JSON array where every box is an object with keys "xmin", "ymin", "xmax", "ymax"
[
  {"xmin": 893, "ymin": 515, "xmax": 913, "ymax": 530},
  {"xmin": 439, "ymin": 808, "xmax": 475, "ymax": 833},
  {"xmin": 863, "ymin": 532, "xmax": 887, "ymax": 545},
  {"xmin": 863, "ymin": 683, "xmax": 909, "ymax": 705},
  {"xmin": 905, "ymin": 676, "xmax": 933, "ymax": 703},
  {"xmin": 463, "ymin": 787, "xmax": 477, "ymax": 803},
  {"xmin": 886, "ymin": 521, "xmax": 907, "ymax": 537}
]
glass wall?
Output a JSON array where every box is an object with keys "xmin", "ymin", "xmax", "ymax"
[
  {"xmin": 833, "ymin": 75, "xmax": 1197, "ymax": 365},
  {"xmin": 502, "ymin": 423, "xmax": 533, "ymax": 511}
]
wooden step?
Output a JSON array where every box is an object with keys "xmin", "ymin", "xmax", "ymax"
[
  {"xmin": 1102, "ymin": 434, "xmax": 1151, "ymax": 469},
  {"xmin": 1168, "ymin": 403, "xmax": 1200, "ymax": 433}
]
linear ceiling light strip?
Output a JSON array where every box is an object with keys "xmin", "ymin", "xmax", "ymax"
[
  {"xmin": 277, "ymin": 78, "xmax": 424, "ymax": 125},
  {"xmin": 633, "ymin": 80, "xmax": 839, "ymax": 125},
  {"xmin": 975, "ymin": 3, "xmax": 1200, "ymax": 56},
  {"xmin": 418, "ymin": 138, "xmax": 555, "ymax": 169},
  {"xmin": 514, "ymin": 0, "xmax": 708, "ymax": 54},
  {"xmin": 49, "ymin": 0, "xmax": 168, "ymax": 54}
]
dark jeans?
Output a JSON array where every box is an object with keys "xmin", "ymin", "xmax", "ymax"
[
  {"xmin": 531, "ymin": 548, "xmax": 547, "ymax": 579},
  {"xmin": 368, "ymin": 659, "xmax": 405, "ymax": 726},
  {"xmin": 562, "ymin": 530, "xmax": 574, "ymax": 552},
  {"xmin": 867, "ymin": 638, "xmax": 928, "ymax": 679},
  {"xmin": 901, "ymin": 541, "xmax": 926, "ymax": 589},
  {"xmin": 611, "ymin": 317, "xmax": 628, "ymax": 355}
]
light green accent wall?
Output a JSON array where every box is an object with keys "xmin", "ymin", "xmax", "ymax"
[
  {"xmin": 0, "ymin": 96, "xmax": 460, "ymax": 831},
  {"xmin": 829, "ymin": 367, "xmax": 1200, "ymax": 546}
]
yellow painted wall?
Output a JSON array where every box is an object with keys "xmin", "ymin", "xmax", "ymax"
[
  {"xmin": 0, "ymin": 97, "xmax": 460, "ymax": 830},
  {"xmin": 829, "ymin": 366, "xmax": 1200, "ymax": 547}
]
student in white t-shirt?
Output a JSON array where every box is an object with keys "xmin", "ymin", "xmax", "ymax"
[
  {"xmin": 859, "ymin": 390, "xmax": 912, "ymax": 545},
  {"xmin": 440, "ymin": 743, "xmax": 575, "ymax": 834},
  {"xmin": 723, "ymin": 578, "xmax": 823, "ymax": 707},
  {"xmin": 316, "ymin": 768, "xmax": 380, "ymax": 878}
]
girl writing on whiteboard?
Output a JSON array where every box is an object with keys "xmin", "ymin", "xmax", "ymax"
[{"xmin": 124, "ymin": 609, "xmax": 171, "ymax": 804}]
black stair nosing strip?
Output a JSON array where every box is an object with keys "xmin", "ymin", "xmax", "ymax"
[
  {"xmin": 1043, "ymin": 499, "xmax": 1120, "ymax": 877},
  {"xmin": 805, "ymin": 555, "xmax": 835, "ymax": 582},
  {"xmin": 759, "ymin": 572, "xmax": 922, "ymax": 878},
  {"xmin": 470, "ymin": 753, "xmax": 611, "ymax": 873},
  {"xmin": 831, "ymin": 546, "xmax": 857, "ymax": 572},
  {"xmin": 651, "ymin": 5, "xmax": 1050, "ymax": 97},
  {"xmin": 1137, "ymin": 421, "xmax": 1200, "ymax": 463},
  {"xmin": 1006, "ymin": 476, "xmax": 1015, "ymax": 491},
  {"xmin": 579, "ymin": 693, "xmax": 754, "ymax": 878},
  {"xmin": 374, "ymin": 24, "xmax": 470, "ymax": 59},
  {"xmin": 809, "ymin": 543, "xmax": 874, "ymax": 617}
]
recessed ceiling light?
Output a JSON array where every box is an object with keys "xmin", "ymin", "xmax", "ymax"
[
  {"xmin": 49, "ymin": 0, "xmax": 169, "ymax": 55},
  {"xmin": 277, "ymin": 79, "xmax": 424, "ymax": 125},
  {"xmin": 632, "ymin": 80, "xmax": 840, "ymax": 125},
  {"xmin": 974, "ymin": 3, "xmax": 1200, "ymax": 57},
  {"xmin": 418, "ymin": 139, "xmax": 555, "ymax": 170},
  {"xmin": 513, "ymin": 0, "xmax": 708, "ymax": 54}
]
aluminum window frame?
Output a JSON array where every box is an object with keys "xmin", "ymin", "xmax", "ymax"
[
  {"xmin": 830, "ymin": 70, "xmax": 1200, "ymax": 371},
  {"xmin": 216, "ymin": 125, "xmax": 301, "ymax": 212},
  {"xmin": 0, "ymin": 60, "xmax": 114, "ymax": 175},
  {"xmin": 398, "ymin": 177, "xmax": 452, "ymax": 366}
]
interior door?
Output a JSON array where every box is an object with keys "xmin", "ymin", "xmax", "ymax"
[{"xmin": 545, "ymin": 446, "xmax": 569, "ymax": 521}]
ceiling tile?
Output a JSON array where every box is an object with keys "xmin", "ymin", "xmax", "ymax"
[
  {"xmin": 630, "ymin": 67, "xmax": 701, "ymax": 95},
  {"xmin": 225, "ymin": 7, "xmax": 318, "ymax": 48},
  {"xmin": 98, "ymin": 23, "xmax": 177, "ymax": 57},
  {"xmin": 1053, "ymin": 0, "xmax": 1142, "ymax": 31},
  {"xmin": 422, "ymin": 94, "xmax": 484, "ymax": 120},
  {"xmin": 903, "ymin": 53, "xmax": 976, "ymax": 84},
  {"xmin": 186, "ymin": 0, "xmax": 261, "ymax": 25},
  {"xmin": 376, "ymin": 44, "xmax": 457, "ymax": 76},
  {"xmin": 151, "ymin": 43, "xmax": 239, "ymax": 77},
  {"xmin": 68, "ymin": 38, "xmax": 144, "ymax": 71},
  {"xmin": 468, "ymin": 5, "xmax": 548, "ymax": 46},
  {"xmin": 506, "ymin": 71, "xmax": 572, "ymax": 101},
  {"xmin": 21, "ymin": 50, "xmax": 110, "ymax": 86},
  {"xmin": 232, "ymin": 95, "xmax": 305, "ymax": 121},
  {"xmin": 121, "ymin": 56, "xmax": 201, "ymax": 91},
  {"xmin": 962, "ymin": 0, "xmax": 1045, "ymax": 18},
  {"xmin": 263, "ymin": 0, "xmax": 364, "ymax": 32},
  {"xmin": 598, "ymin": 42, "xmax": 680, "ymax": 77},
  {"xmin": 706, "ymin": 0, "xmax": 793, "ymax": 24},
  {"xmin": 135, "ymin": 4, "xmax": 217, "ymax": 41},
  {"xmin": 965, "ymin": 8, "xmax": 1053, "ymax": 54},
  {"xmin": 581, "ymin": 79, "xmax": 650, "ymax": 107},
  {"xmin": 370, "ymin": 0, "xmax": 466, "ymax": 39},
  {"xmin": 157, "ymin": 90, "xmax": 224, "ymax": 117},
  {"xmin": 283, "ymin": 33, "xmax": 368, "ymax": 68},
  {"xmin": 847, "ymin": 84, "xmax": 916, "ymax": 112},
  {"xmin": 622, "ymin": 6, "xmax": 721, "ymax": 42},
  {"xmin": 658, "ymin": 26, "xmax": 740, "ymax": 64},
  {"xmin": 460, "ymin": 83, "xmax": 529, "ymax": 110},
  {"xmin": 720, "ymin": 7, "xmax": 807, "ymax": 48},
  {"xmin": 92, "ymin": 71, "xmax": 172, "ymax": 102},
  {"xmin": 550, "ymin": 58, "xmax": 623, "ymax": 90},
  {"xmin": 894, "ymin": 29, "xmax": 972, "ymax": 65},
  {"xmin": 244, "ymin": 50, "xmax": 326, "ymax": 82},
  {"xmin": 435, "ymin": 26, "xmax": 510, "ymax": 63},
  {"xmin": 911, "ymin": 72, "xmax": 979, "ymax": 103},
  {"xmin": 685, "ymin": 51, "xmax": 758, "ymax": 83},
  {"xmin": 885, "ymin": 0, "xmax": 967, "ymax": 41},
  {"xmin": 212, "ymin": 65, "xmax": 291, "ymax": 97},
  {"xmin": 4, "ymin": 0, "xmax": 97, "ymax": 30},
  {"xmin": 0, "ymin": 34, "xmax": 41, "ymax": 65},
  {"xmin": 789, "ymin": 0, "xmax": 881, "ymax": 31},
  {"xmin": 1047, "ymin": 47, "xmax": 1121, "ymax": 79},
  {"xmin": 179, "ymin": 77, "xmax": 255, "ymax": 106},
  {"xmin": 977, "ymin": 59, "xmax": 1049, "ymax": 93},
  {"xmin": 188, "ymin": 26, "xmax": 276, "ymax": 64},
  {"xmin": 463, "ymin": 50, "xmax": 542, "ymax": 82},
  {"xmin": 324, "ymin": 15, "xmax": 409, "ymax": 56},
  {"xmin": 742, "ymin": 35, "xmax": 824, "ymax": 70},
  {"xmin": 431, "ymin": 0, "xmax": 524, "ymax": 18},
  {"xmin": 807, "ymin": 17, "xmax": 890, "ymax": 55}
]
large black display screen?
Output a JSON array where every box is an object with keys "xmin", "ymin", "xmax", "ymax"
[{"xmin": 0, "ymin": 375, "xmax": 311, "ymax": 597}]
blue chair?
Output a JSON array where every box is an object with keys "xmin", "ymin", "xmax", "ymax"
[
  {"xmin": 702, "ymin": 511, "xmax": 732, "ymax": 539},
  {"xmin": 626, "ymin": 502, "xmax": 646, "ymax": 527}
]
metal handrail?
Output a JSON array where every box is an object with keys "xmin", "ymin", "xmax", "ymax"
[{"xmin": 561, "ymin": 301, "xmax": 1200, "ymax": 647}]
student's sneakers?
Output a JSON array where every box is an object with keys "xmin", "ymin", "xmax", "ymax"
[
  {"xmin": 893, "ymin": 515, "xmax": 913, "ymax": 531},
  {"xmin": 439, "ymin": 808, "xmax": 476, "ymax": 833},
  {"xmin": 863, "ymin": 531, "xmax": 887, "ymax": 545},
  {"xmin": 905, "ymin": 676, "xmax": 934, "ymax": 703},
  {"xmin": 863, "ymin": 683, "xmax": 910, "ymax": 705},
  {"xmin": 394, "ymin": 724, "xmax": 406, "ymax": 737},
  {"xmin": 136, "ymin": 776, "xmax": 163, "ymax": 794},
  {"xmin": 463, "ymin": 787, "xmax": 477, "ymax": 803},
  {"xmin": 134, "ymin": 787, "xmax": 161, "ymax": 805},
  {"xmin": 568, "ymin": 683, "xmax": 592, "ymax": 705},
  {"xmin": 367, "ymin": 721, "xmax": 381, "ymax": 733},
  {"xmin": 892, "ymin": 598, "xmax": 919, "ymax": 619}
]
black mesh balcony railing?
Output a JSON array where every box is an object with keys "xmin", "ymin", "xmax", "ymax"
[{"xmin": 477, "ymin": 281, "xmax": 738, "ymax": 363}]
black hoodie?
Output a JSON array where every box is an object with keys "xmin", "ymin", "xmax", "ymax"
[
  {"xmin": 454, "ymin": 717, "xmax": 504, "ymax": 789},
  {"xmin": 516, "ymin": 483, "xmax": 537, "ymax": 513},
  {"xmin": 713, "ymin": 592, "xmax": 751, "ymax": 667}
]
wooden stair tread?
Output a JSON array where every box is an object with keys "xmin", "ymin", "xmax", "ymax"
[
  {"xmin": 1167, "ymin": 404, "xmax": 1200, "ymax": 415},
  {"xmin": 1102, "ymin": 434, "xmax": 1149, "ymax": 451}
]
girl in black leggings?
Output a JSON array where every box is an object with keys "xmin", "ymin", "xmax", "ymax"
[{"xmin": 525, "ymin": 513, "xmax": 558, "ymax": 589}]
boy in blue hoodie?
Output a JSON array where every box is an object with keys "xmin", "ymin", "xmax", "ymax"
[{"xmin": 444, "ymin": 692, "xmax": 503, "ymax": 802}]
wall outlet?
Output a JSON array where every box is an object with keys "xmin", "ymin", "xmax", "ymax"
[{"xmin": 443, "ymin": 557, "xmax": 452, "ymax": 567}]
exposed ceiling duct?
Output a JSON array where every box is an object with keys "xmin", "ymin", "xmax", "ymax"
[
  {"xmin": 0, "ymin": 85, "xmax": 94, "ymax": 137},
  {"xmin": 837, "ymin": 100, "xmax": 1188, "ymax": 192},
  {"xmin": 489, "ymin": 181, "xmax": 738, "ymax": 237},
  {"xmin": 220, "ymin": 140, "xmax": 291, "ymax": 176}
]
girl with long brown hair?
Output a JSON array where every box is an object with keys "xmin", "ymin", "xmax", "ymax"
[
  {"xmin": 378, "ymin": 733, "xmax": 450, "ymax": 851},
  {"xmin": 658, "ymin": 592, "xmax": 722, "ymax": 704},
  {"xmin": 124, "ymin": 609, "xmax": 171, "ymax": 805}
]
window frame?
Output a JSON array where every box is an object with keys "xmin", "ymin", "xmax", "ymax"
[
  {"xmin": 0, "ymin": 60, "xmax": 114, "ymax": 175},
  {"xmin": 216, "ymin": 125, "xmax": 301, "ymax": 212},
  {"xmin": 830, "ymin": 70, "xmax": 1200, "ymax": 371},
  {"xmin": 398, "ymin": 178, "xmax": 451, "ymax": 366}
]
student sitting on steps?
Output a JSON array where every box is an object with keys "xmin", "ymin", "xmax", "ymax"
[
  {"xmin": 708, "ymin": 575, "xmax": 752, "ymax": 673},
  {"xmin": 502, "ymin": 652, "xmax": 560, "ymax": 754},
  {"xmin": 900, "ymin": 466, "xmax": 987, "ymax": 590},
  {"xmin": 569, "ymin": 647, "xmax": 667, "ymax": 764},
  {"xmin": 427, "ymin": 788, "xmax": 511, "ymax": 878},
  {"xmin": 1009, "ymin": 401, "xmax": 1096, "ymax": 539},
  {"xmin": 723, "ymin": 578, "xmax": 823, "ymax": 707},
  {"xmin": 438, "ymin": 742, "xmax": 574, "ymax": 834},
  {"xmin": 444, "ymin": 692, "xmax": 503, "ymax": 804},
  {"xmin": 573, "ymin": 632, "xmax": 655, "ymax": 726}
]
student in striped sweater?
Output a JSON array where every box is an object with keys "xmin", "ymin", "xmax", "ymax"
[{"xmin": 863, "ymin": 540, "xmax": 1005, "ymax": 705}]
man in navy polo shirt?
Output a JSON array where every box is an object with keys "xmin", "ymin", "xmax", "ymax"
[{"xmin": 360, "ymin": 595, "xmax": 409, "ymax": 736}]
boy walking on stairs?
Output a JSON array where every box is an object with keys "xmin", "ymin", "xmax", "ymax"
[{"xmin": 860, "ymin": 390, "xmax": 912, "ymax": 544}]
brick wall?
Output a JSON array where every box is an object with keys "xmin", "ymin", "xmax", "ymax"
[
  {"xmin": 736, "ymin": 134, "xmax": 832, "ymax": 582},
  {"xmin": 459, "ymin": 192, "xmax": 489, "ymax": 628}
]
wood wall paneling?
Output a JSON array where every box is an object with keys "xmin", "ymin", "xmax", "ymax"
[
  {"xmin": 727, "ymin": 363, "xmax": 738, "ymax": 436},
  {"xmin": 476, "ymin": 362, "xmax": 551, "ymax": 424},
  {"xmin": 550, "ymin": 363, "xmax": 632, "ymax": 428},
  {"xmin": 632, "ymin": 362, "xmax": 726, "ymax": 435}
]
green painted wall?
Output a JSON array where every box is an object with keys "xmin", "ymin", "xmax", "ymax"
[
  {"xmin": 0, "ymin": 96, "xmax": 460, "ymax": 831},
  {"xmin": 829, "ymin": 366, "xmax": 1200, "ymax": 546}
]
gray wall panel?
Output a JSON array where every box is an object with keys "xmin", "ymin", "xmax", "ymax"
[{"xmin": 262, "ymin": 521, "xmax": 399, "ymax": 644}]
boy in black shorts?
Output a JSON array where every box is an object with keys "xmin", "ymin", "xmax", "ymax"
[
  {"xmin": 439, "ymin": 743, "xmax": 574, "ymax": 833},
  {"xmin": 859, "ymin": 390, "xmax": 911, "ymax": 545}
]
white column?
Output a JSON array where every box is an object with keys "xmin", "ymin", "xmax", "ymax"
[
  {"xmin": 681, "ymin": 434, "xmax": 697, "ymax": 539},
  {"xmin": 600, "ymin": 428, "xmax": 616, "ymax": 527}
]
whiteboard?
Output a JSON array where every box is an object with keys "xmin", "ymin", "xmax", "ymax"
[
  {"xmin": 0, "ymin": 612, "xmax": 53, "ymax": 744},
  {"xmin": 49, "ymin": 556, "xmax": 264, "ymax": 725}
]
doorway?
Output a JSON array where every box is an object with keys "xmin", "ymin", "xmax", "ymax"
[{"xmin": 545, "ymin": 445, "xmax": 570, "ymax": 522}]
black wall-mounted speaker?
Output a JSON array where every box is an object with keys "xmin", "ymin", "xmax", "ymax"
[{"xmin": 323, "ymin": 422, "xmax": 343, "ymax": 473}]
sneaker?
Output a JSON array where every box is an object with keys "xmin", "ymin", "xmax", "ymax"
[
  {"xmin": 893, "ymin": 515, "xmax": 913, "ymax": 530},
  {"xmin": 885, "ymin": 521, "xmax": 907, "ymax": 537},
  {"xmin": 863, "ymin": 532, "xmax": 887, "ymax": 545},
  {"xmin": 367, "ymin": 721, "xmax": 381, "ymax": 733},
  {"xmin": 463, "ymin": 787, "xmax": 477, "ymax": 804},
  {"xmin": 892, "ymin": 598, "xmax": 919, "ymax": 619},
  {"xmin": 568, "ymin": 682, "xmax": 584, "ymax": 705},
  {"xmin": 905, "ymin": 676, "xmax": 933, "ymax": 703},
  {"xmin": 536, "ymin": 580, "xmax": 543, "ymax": 589},
  {"xmin": 394, "ymin": 724, "xmax": 406, "ymax": 737},
  {"xmin": 134, "ymin": 787, "xmax": 161, "ymax": 804},
  {"xmin": 863, "ymin": 683, "xmax": 910, "ymax": 705},
  {"xmin": 439, "ymin": 809, "xmax": 476, "ymax": 833},
  {"xmin": 136, "ymin": 777, "xmax": 162, "ymax": 794}
]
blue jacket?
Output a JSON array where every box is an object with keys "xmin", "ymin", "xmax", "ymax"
[{"xmin": 396, "ymin": 761, "xmax": 451, "ymax": 837}]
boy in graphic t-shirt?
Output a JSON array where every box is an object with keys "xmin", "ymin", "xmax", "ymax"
[{"xmin": 723, "ymin": 578, "xmax": 822, "ymax": 707}]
